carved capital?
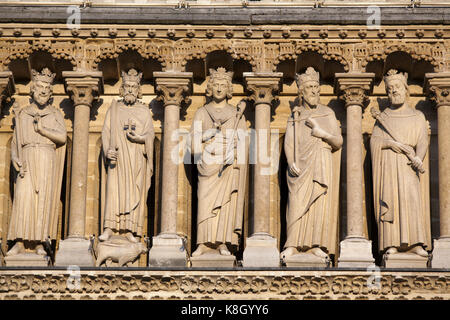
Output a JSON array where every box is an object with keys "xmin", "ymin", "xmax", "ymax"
[
  {"xmin": 424, "ymin": 72, "xmax": 450, "ymax": 108},
  {"xmin": 243, "ymin": 72, "xmax": 283, "ymax": 106},
  {"xmin": 63, "ymin": 71, "xmax": 104, "ymax": 107},
  {"xmin": 153, "ymin": 72, "xmax": 192, "ymax": 107},
  {"xmin": 0, "ymin": 71, "xmax": 15, "ymax": 105},
  {"xmin": 334, "ymin": 72, "xmax": 375, "ymax": 108}
]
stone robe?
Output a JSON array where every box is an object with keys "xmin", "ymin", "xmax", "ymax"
[
  {"xmin": 191, "ymin": 103, "xmax": 248, "ymax": 247},
  {"xmin": 370, "ymin": 107, "xmax": 431, "ymax": 252},
  {"xmin": 284, "ymin": 104, "xmax": 342, "ymax": 255},
  {"xmin": 8, "ymin": 104, "xmax": 66, "ymax": 242},
  {"xmin": 101, "ymin": 101, "xmax": 154, "ymax": 237}
]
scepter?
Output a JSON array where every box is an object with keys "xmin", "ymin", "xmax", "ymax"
[
  {"xmin": 12, "ymin": 102, "xmax": 26, "ymax": 178},
  {"xmin": 371, "ymin": 107, "xmax": 425, "ymax": 174},
  {"xmin": 219, "ymin": 99, "xmax": 247, "ymax": 176}
]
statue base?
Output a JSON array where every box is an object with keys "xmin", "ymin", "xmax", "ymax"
[
  {"xmin": 54, "ymin": 238, "xmax": 95, "ymax": 267},
  {"xmin": 431, "ymin": 238, "xmax": 450, "ymax": 268},
  {"xmin": 190, "ymin": 253, "xmax": 236, "ymax": 268},
  {"xmin": 383, "ymin": 252, "xmax": 429, "ymax": 268},
  {"xmin": 4, "ymin": 252, "xmax": 50, "ymax": 267},
  {"xmin": 284, "ymin": 252, "xmax": 330, "ymax": 268},
  {"xmin": 243, "ymin": 233, "xmax": 280, "ymax": 267},
  {"xmin": 337, "ymin": 237, "xmax": 375, "ymax": 268},
  {"xmin": 148, "ymin": 234, "xmax": 187, "ymax": 267},
  {"xmin": 96, "ymin": 235, "xmax": 147, "ymax": 267}
]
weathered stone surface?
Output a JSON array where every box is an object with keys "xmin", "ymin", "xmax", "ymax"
[
  {"xmin": 4, "ymin": 253, "xmax": 50, "ymax": 267},
  {"xmin": 190, "ymin": 253, "xmax": 236, "ymax": 268}
]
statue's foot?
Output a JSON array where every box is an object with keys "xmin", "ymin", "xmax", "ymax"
[
  {"xmin": 408, "ymin": 245, "xmax": 428, "ymax": 258},
  {"xmin": 6, "ymin": 241, "xmax": 25, "ymax": 256},
  {"xmin": 385, "ymin": 247, "xmax": 398, "ymax": 255},
  {"xmin": 309, "ymin": 247, "xmax": 329, "ymax": 259},
  {"xmin": 35, "ymin": 244, "xmax": 47, "ymax": 256},
  {"xmin": 218, "ymin": 244, "xmax": 231, "ymax": 256},
  {"xmin": 280, "ymin": 247, "xmax": 299, "ymax": 260},
  {"xmin": 99, "ymin": 228, "xmax": 113, "ymax": 242},
  {"xmin": 125, "ymin": 232, "xmax": 138, "ymax": 243},
  {"xmin": 192, "ymin": 244, "xmax": 213, "ymax": 257}
]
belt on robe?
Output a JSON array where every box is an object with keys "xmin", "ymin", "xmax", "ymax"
[{"xmin": 22, "ymin": 143, "xmax": 55, "ymax": 150}]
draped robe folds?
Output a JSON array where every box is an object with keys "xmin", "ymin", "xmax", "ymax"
[
  {"xmin": 101, "ymin": 101, "xmax": 154, "ymax": 237},
  {"xmin": 370, "ymin": 108, "xmax": 431, "ymax": 252},
  {"xmin": 284, "ymin": 104, "xmax": 342, "ymax": 255},
  {"xmin": 191, "ymin": 103, "xmax": 248, "ymax": 247},
  {"xmin": 8, "ymin": 104, "xmax": 66, "ymax": 242}
]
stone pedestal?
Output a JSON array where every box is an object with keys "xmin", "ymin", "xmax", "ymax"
[
  {"xmin": 383, "ymin": 252, "xmax": 429, "ymax": 268},
  {"xmin": 190, "ymin": 253, "xmax": 236, "ymax": 268},
  {"xmin": 5, "ymin": 253, "xmax": 50, "ymax": 267},
  {"xmin": 284, "ymin": 253, "xmax": 330, "ymax": 268},
  {"xmin": 242, "ymin": 72, "xmax": 282, "ymax": 268},
  {"xmin": 431, "ymin": 238, "xmax": 450, "ymax": 269},
  {"xmin": 337, "ymin": 237, "xmax": 375, "ymax": 268},
  {"xmin": 55, "ymin": 71, "xmax": 103, "ymax": 267},
  {"xmin": 243, "ymin": 233, "xmax": 280, "ymax": 267},
  {"xmin": 54, "ymin": 238, "xmax": 95, "ymax": 267},
  {"xmin": 148, "ymin": 234, "xmax": 187, "ymax": 267},
  {"xmin": 335, "ymin": 73, "xmax": 375, "ymax": 268}
]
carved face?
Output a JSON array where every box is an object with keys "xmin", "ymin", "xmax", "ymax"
[
  {"xmin": 32, "ymin": 80, "xmax": 52, "ymax": 106},
  {"xmin": 211, "ymin": 78, "xmax": 229, "ymax": 102},
  {"xmin": 301, "ymin": 80, "xmax": 320, "ymax": 108},
  {"xmin": 386, "ymin": 79, "xmax": 407, "ymax": 107},
  {"xmin": 122, "ymin": 80, "xmax": 139, "ymax": 104}
]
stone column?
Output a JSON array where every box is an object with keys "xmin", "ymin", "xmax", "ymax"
[
  {"xmin": 335, "ymin": 72, "xmax": 376, "ymax": 268},
  {"xmin": 55, "ymin": 71, "xmax": 103, "ymax": 267},
  {"xmin": 149, "ymin": 71, "xmax": 192, "ymax": 267},
  {"xmin": 0, "ymin": 71, "xmax": 14, "ymax": 266},
  {"xmin": 242, "ymin": 72, "xmax": 282, "ymax": 267},
  {"xmin": 425, "ymin": 72, "xmax": 450, "ymax": 268}
]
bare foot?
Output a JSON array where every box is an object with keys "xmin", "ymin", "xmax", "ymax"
[
  {"xmin": 309, "ymin": 247, "xmax": 329, "ymax": 259},
  {"xmin": 408, "ymin": 245, "xmax": 428, "ymax": 257},
  {"xmin": 218, "ymin": 244, "xmax": 231, "ymax": 256},
  {"xmin": 6, "ymin": 241, "xmax": 25, "ymax": 256},
  {"xmin": 385, "ymin": 247, "xmax": 398, "ymax": 255},
  {"xmin": 192, "ymin": 244, "xmax": 214, "ymax": 257},
  {"xmin": 98, "ymin": 228, "xmax": 113, "ymax": 242},
  {"xmin": 35, "ymin": 244, "xmax": 47, "ymax": 256},
  {"xmin": 280, "ymin": 247, "xmax": 299, "ymax": 260},
  {"xmin": 125, "ymin": 232, "xmax": 138, "ymax": 243}
]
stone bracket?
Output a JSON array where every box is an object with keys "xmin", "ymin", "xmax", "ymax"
[
  {"xmin": 334, "ymin": 72, "xmax": 375, "ymax": 108},
  {"xmin": 243, "ymin": 234, "xmax": 280, "ymax": 268},
  {"xmin": 424, "ymin": 72, "xmax": 450, "ymax": 107},
  {"xmin": 62, "ymin": 71, "xmax": 104, "ymax": 107},
  {"xmin": 153, "ymin": 71, "xmax": 193, "ymax": 107},
  {"xmin": 243, "ymin": 72, "xmax": 283, "ymax": 106},
  {"xmin": 0, "ymin": 71, "xmax": 15, "ymax": 105}
]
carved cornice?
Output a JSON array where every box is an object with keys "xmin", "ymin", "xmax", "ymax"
[
  {"xmin": 0, "ymin": 270, "xmax": 448, "ymax": 300},
  {"xmin": 63, "ymin": 71, "xmax": 104, "ymax": 107},
  {"xmin": 243, "ymin": 72, "xmax": 283, "ymax": 106},
  {"xmin": 424, "ymin": 72, "xmax": 450, "ymax": 108},
  {"xmin": 0, "ymin": 71, "xmax": 15, "ymax": 105},
  {"xmin": 153, "ymin": 72, "xmax": 193, "ymax": 107},
  {"xmin": 334, "ymin": 73, "xmax": 375, "ymax": 108}
]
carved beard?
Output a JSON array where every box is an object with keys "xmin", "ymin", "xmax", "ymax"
[
  {"xmin": 303, "ymin": 94, "xmax": 320, "ymax": 108},
  {"xmin": 389, "ymin": 92, "xmax": 406, "ymax": 107},
  {"xmin": 123, "ymin": 93, "xmax": 137, "ymax": 105}
]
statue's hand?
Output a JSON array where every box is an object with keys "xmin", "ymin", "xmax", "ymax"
[
  {"xmin": 305, "ymin": 117, "xmax": 327, "ymax": 139},
  {"xmin": 126, "ymin": 130, "xmax": 145, "ymax": 143},
  {"xmin": 106, "ymin": 148, "xmax": 118, "ymax": 162},
  {"xmin": 224, "ymin": 148, "xmax": 235, "ymax": 165},
  {"xmin": 33, "ymin": 114, "xmax": 43, "ymax": 133},
  {"xmin": 385, "ymin": 140, "xmax": 411, "ymax": 154},
  {"xmin": 11, "ymin": 156, "xmax": 22, "ymax": 172},
  {"xmin": 409, "ymin": 156, "xmax": 424, "ymax": 172},
  {"xmin": 288, "ymin": 163, "xmax": 300, "ymax": 177}
]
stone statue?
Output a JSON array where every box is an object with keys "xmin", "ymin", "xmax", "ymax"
[
  {"xmin": 6, "ymin": 68, "xmax": 67, "ymax": 261},
  {"xmin": 98, "ymin": 69, "xmax": 154, "ymax": 265},
  {"xmin": 370, "ymin": 69, "xmax": 431, "ymax": 263},
  {"xmin": 190, "ymin": 67, "xmax": 248, "ymax": 260},
  {"xmin": 281, "ymin": 67, "xmax": 343, "ymax": 266}
]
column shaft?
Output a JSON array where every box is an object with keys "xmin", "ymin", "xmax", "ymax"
[
  {"xmin": 346, "ymin": 104, "xmax": 364, "ymax": 238},
  {"xmin": 160, "ymin": 103, "xmax": 180, "ymax": 235},
  {"xmin": 438, "ymin": 105, "xmax": 450, "ymax": 238},
  {"xmin": 68, "ymin": 103, "xmax": 90, "ymax": 238}
]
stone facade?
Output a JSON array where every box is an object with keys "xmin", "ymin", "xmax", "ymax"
[{"xmin": 0, "ymin": 2, "xmax": 450, "ymax": 300}]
